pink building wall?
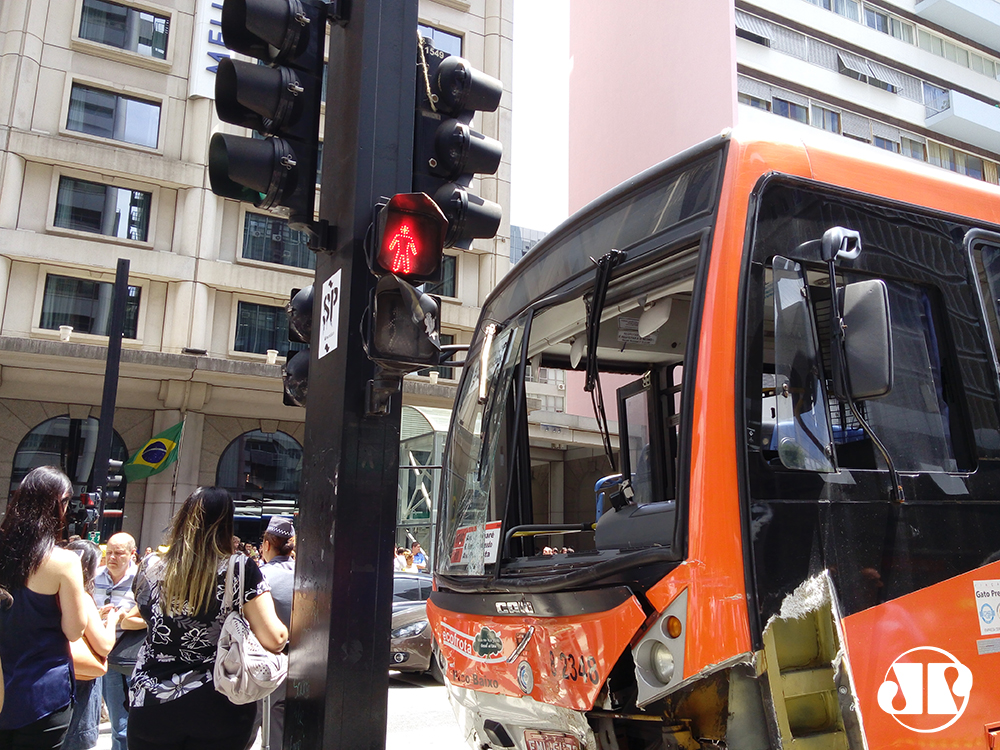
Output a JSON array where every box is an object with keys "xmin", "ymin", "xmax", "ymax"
[{"xmin": 568, "ymin": 0, "xmax": 738, "ymax": 213}]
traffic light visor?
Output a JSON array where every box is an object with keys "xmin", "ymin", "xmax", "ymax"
[
  {"xmin": 221, "ymin": 0, "xmax": 304, "ymax": 62},
  {"xmin": 375, "ymin": 193, "xmax": 448, "ymax": 282},
  {"xmin": 209, "ymin": 133, "xmax": 293, "ymax": 208}
]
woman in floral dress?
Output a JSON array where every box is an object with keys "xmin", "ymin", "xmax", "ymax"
[{"xmin": 124, "ymin": 487, "xmax": 287, "ymax": 750}]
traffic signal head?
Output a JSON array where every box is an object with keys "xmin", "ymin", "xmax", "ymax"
[
  {"xmin": 283, "ymin": 350, "xmax": 309, "ymax": 407},
  {"xmin": 365, "ymin": 276, "xmax": 441, "ymax": 370},
  {"xmin": 287, "ymin": 284, "xmax": 313, "ymax": 344},
  {"xmin": 105, "ymin": 459, "xmax": 124, "ymax": 502},
  {"xmin": 220, "ymin": 0, "xmax": 309, "ymax": 62},
  {"xmin": 435, "ymin": 56, "xmax": 503, "ymax": 114},
  {"xmin": 373, "ymin": 193, "xmax": 448, "ymax": 282},
  {"xmin": 209, "ymin": 0, "xmax": 326, "ymax": 233},
  {"xmin": 414, "ymin": 39, "xmax": 504, "ymax": 249},
  {"xmin": 208, "ymin": 134, "xmax": 297, "ymax": 208},
  {"xmin": 283, "ymin": 284, "xmax": 312, "ymax": 406},
  {"xmin": 214, "ymin": 58, "xmax": 304, "ymax": 133}
]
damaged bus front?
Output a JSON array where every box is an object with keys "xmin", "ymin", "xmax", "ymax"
[{"xmin": 428, "ymin": 128, "xmax": 1000, "ymax": 749}]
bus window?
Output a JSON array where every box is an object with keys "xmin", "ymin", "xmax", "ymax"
[{"xmin": 762, "ymin": 258, "xmax": 969, "ymax": 474}]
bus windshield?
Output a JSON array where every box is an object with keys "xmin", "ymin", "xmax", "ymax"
[{"xmin": 437, "ymin": 146, "xmax": 725, "ymax": 580}]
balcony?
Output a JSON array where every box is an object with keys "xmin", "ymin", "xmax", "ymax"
[
  {"xmin": 925, "ymin": 88, "xmax": 1000, "ymax": 152},
  {"xmin": 915, "ymin": 0, "xmax": 1000, "ymax": 51}
]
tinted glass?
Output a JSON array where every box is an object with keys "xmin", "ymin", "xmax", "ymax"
[
  {"xmin": 79, "ymin": 0, "xmax": 168, "ymax": 58},
  {"xmin": 67, "ymin": 84, "xmax": 160, "ymax": 148},
  {"xmin": 40, "ymin": 274, "xmax": 141, "ymax": 338},
  {"xmin": 216, "ymin": 429, "xmax": 302, "ymax": 540},
  {"xmin": 54, "ymin": 176, "xmax": 151, "ymax": 241},
  {"xmin": 242, "ymin": 213, "xmax": 315, "ymax": 270},
  {"xmin": 234, "ymin": 301, "xmax": 306, "ymax": 356},
  {"xmin": 393, "ymin": 577, "xmax": 424, "ymax": 602}
]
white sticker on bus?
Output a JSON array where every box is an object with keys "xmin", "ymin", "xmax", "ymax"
[
  {"xmin": 451, "ymin": 521, "xmax": 502, "ymax": 565},
  {"xmin": 974, "ymin": 579, "xmax": 1000, "ymax": 636}
]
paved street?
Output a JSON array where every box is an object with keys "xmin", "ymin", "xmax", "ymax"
[{"xmin": 93, "ymin": 673, "xmax": 469, "ymax": 749}]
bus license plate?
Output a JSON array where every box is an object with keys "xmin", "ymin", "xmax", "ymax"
[{"xmin": 524, "ymin": 730, "xmax": 580, "ymax": 750}]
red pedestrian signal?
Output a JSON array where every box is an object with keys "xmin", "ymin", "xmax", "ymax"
[{"xmin": 373, "ymin": 193, "xmax": 448, "ymax": 283}]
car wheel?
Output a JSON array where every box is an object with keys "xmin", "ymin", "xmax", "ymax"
[{"xmin": 429, "ymin": 641, "xmax": 446, "ymax": 684}]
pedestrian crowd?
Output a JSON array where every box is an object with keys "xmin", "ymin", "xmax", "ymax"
[
  {"xmin": 0, "ymin": 466, "xmax": 294, "ymax": 750},
  {"xmin": 393, "ymin": 541, "xmax": 428, "ymax": 573}
]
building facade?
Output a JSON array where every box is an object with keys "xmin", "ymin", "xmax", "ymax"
[
  {"xmin": 0, "ymin": 0, "xmax": 512, "ymax": 552},
  {"xmin": 568, "ymin": 0, "xmax": 1000, "ymax": 213}
]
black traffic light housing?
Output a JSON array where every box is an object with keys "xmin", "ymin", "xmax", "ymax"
[
  {"xmin": 363, "ymin": 193, "xmax": 447, "ymax": 373},
  {"xmin": 105, "ymin": 459, "xmax": 124, "ymax": 503},
  {"xmin": 209, "ymin": 0, "xmax": 327, "ymax": 237},
  {"xmin": 413, "ymin": 38, "xmax": 503, "ymax": 249},
  {"xmin": 283, "ymin": 285, "xmax": 312, "ymax": 407}
]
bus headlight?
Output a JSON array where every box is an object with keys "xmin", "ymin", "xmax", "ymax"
[
  {"xmin": 649, "ymin": 641, "xmax": 675, "ymax": 684},
  {"xmin": 633, "ymin": 589, "xmax": 688, "ymax": 707}
]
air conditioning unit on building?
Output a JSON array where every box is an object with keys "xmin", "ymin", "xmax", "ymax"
[{"xmin": 557, "ymin": 383, "xmax": 565, "ymax": 390}]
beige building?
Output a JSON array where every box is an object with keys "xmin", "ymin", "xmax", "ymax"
[{"xmin": 0, "ymin": 0, "xmax": 512, "ymax": 551}]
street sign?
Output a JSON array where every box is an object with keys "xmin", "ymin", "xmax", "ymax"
[{"xmin": 319, "ymin": 269, "xmax": 342, "ymax": 359}]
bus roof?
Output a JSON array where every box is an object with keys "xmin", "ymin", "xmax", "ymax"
[{"xmin": 487, "ymin": 125, "xmax": 1000, "ymax": 330}]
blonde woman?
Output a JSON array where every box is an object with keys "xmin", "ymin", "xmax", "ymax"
[{"xmin": 124, "ymin": 487, "xmax": 286, "ymax": 750}]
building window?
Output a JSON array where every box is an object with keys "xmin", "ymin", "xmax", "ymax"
[
  {"xmin": 54, "ymin": 176, "xmax": 152, "ymax": 241},
  {"xmin": 874, "ymin": 136, "xmax": 900, "ymax": 153},
  {"xmin": 418, "ymin": 24, "xmax": 462, "ymax": 56},
  {"xmin": 67, "ymin": 83, "xmax": 160, "ymax": 148},
  {"xmin": 923, "ymin": 82, "xmax": 950, "ymax": 116},
  {"xmin": 10, "ymin": 416, "xmax": 129, "ymax": 539},
  {"xmin": 863, "ymin": 7, "xmax": 913, "ymax": 43},
  {"xmin": 738, "ymin": 93, "xmax": 771, "ymax": 111},
  {"xmin": 417, "ymin": 255, "xmax": 456, "ymax": 298},
  {"xmin": 929, "ymin": 143, "xmax": 986, "ymax": 180},
  {"xmin": 808, "ymin": 0, "xmax": 859, "ymax": 21},
  {"xmin": 773, "ymin": 98, "xmax": 808, "ymax": 124},
  {"xmin": 216, "ymin": 429, "xmax": 302, "ymax": 542},
  {"xmin": 900, "ymin": 137, "xmax": 926, "ymax": 161},
  {"xmin": 538, "ymin": 395, "xmax": 565, "ymax": 413},
  {"xmin": 918, "ymin": 29, "xmax": 944, "ymax": 57},
  {"xmin": 40, "ymin": 274, "xmax": 141, "ymax": 338},
  {"xmin": 234, "ymin": 301, "xmax": 304, "ymax": 356},
  {"xmin": 79, "ymin": 0, "xmax": 169, "ymax": 59},
  {"xmin": 812, "ymin": 105, "xmax": 841, "ymax": 133},
  {"xmin": 242, "ymin": 213, "xmax": 315, "ymax": 270}
]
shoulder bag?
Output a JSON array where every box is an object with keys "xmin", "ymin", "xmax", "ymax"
[
  {"xmin": 214, "ymin": 554, "xmax": 288, "ymax": 705},
  {"xmin": 71, "ymin": 635, "xmax": 108, "ymax": 680}
]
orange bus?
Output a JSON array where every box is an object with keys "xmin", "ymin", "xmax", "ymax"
[{"xmin": 426, "ymin": 125, "xmax": 1000, "ymax": 750}]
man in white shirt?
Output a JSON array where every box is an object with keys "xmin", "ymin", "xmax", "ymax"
[{"xmin": 94, "ymin": 533, "xmax": 138, "ymax": 750}]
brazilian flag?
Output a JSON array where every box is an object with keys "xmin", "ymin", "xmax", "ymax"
[{"xmin": 124, "ymin": 421, "xmax": 184, "ymax": 481}]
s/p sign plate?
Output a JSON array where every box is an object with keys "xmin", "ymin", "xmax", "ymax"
[{"xmin": 319, "ymin": 270, "xmax": 341, "ymax": 359}]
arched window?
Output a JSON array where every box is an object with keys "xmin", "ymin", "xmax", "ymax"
[
  {"xmin": 216, "ymin": 430, "xmax": 302, "ymax": 543},
  {"xmin": 10, "ymin": 416, "xmax": 130, "ymax": 539}
]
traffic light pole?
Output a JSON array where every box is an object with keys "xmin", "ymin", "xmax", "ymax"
[
  {"xmin": 91, "ymin": 257, "xmax": 129, "ymax": 530},
  {"xmin": 284, "ymin": 1, "xmax": 418, "ymax": 748}
]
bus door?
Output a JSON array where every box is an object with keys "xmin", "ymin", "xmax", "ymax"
[{"xmin": 743, "ymin": 178, "xmax": 1000, "ymax": 748}]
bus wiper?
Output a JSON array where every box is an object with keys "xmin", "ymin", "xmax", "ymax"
[
  {"xmin": 819, "ymin": 227, "xmax": 904, "ymax": 503},
  {"xmin": 584, "ymin": 249, "xmax": 627, "ymax": 473}
]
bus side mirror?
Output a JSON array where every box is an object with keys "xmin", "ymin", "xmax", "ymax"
[{"xmin": 833, "ymin": 279, "xmax": 893, "ymax": 401}]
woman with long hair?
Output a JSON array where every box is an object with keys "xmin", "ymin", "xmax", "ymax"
[
  {"xmin": 63, "ymin": 539, "xmax": 121, "ymax": 750},
  {"xmin": 125, "ymin": 487, "xmax": 286, "ymax": 750},
  {"xmin": 0, "ymin": 466, "xmax": 91, "ymax": 748}
]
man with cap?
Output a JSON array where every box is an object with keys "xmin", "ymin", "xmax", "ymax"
[{"xmin": 247, "ymin": 517, "xmax": 295, "ymax": 750}]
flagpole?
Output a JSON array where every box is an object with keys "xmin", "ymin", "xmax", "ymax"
[{"xmin": 169, "ymin": 417, "xmax": 186, "ymax": 506}]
